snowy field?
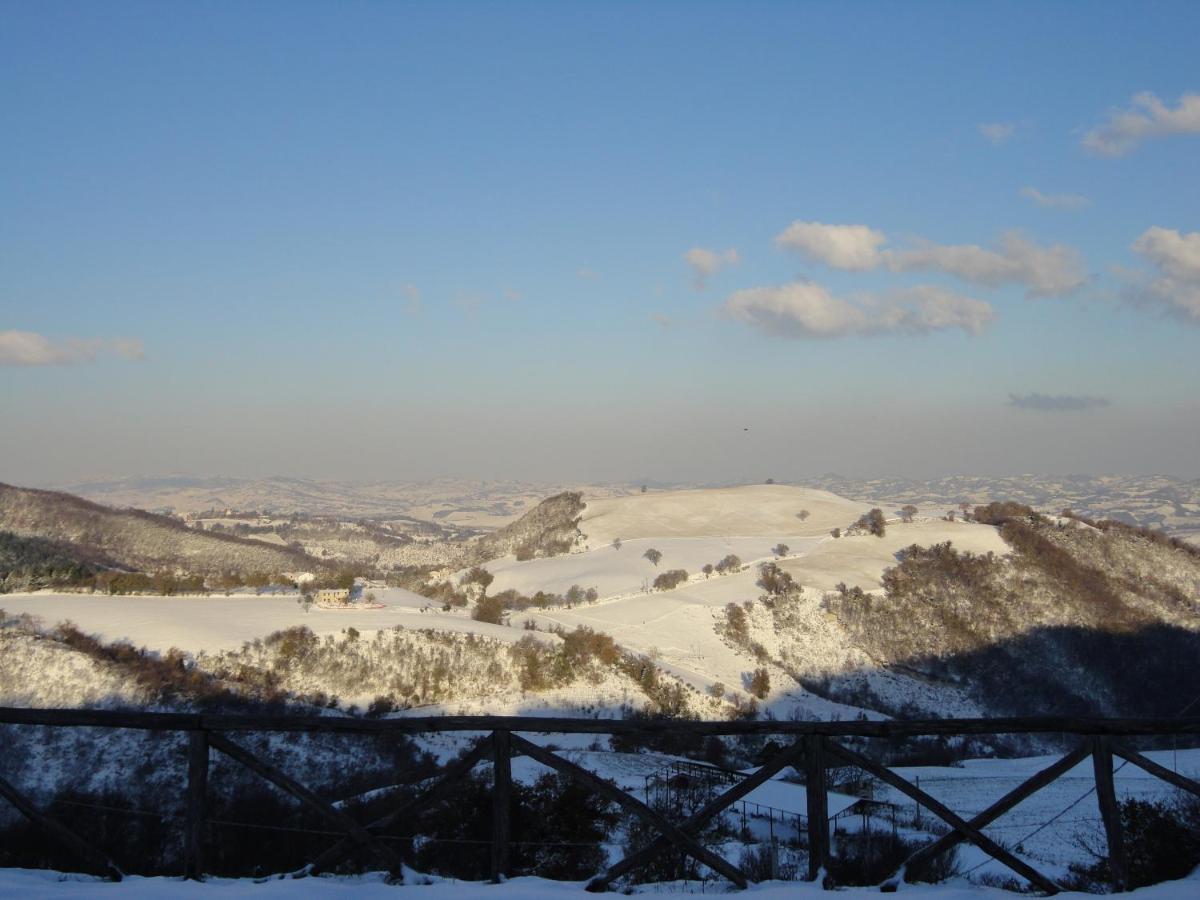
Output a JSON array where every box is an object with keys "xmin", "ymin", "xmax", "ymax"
[
  {"xmin": 485, "ymin": 534, "xmax": 825, "ymax": 598},
  {"xmin": 0, "ymin": 590, "xmax": 555, "ymax": 653},
  {"xmin": 3, "ymin": 869, "xmax": 1198, "ymax": 899},
  {"xmin": 879, "ymin": 748, "xmax": 1200, "ymax": 883},
  {"xmin": 576, "ymin": 485, "xmax": 871, "ymax": 547}
]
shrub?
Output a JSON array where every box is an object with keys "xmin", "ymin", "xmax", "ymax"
[
  {"xmin": 756, "ymin": 562, "xmax": 798, "ymax": 598},
  {"xmin": 1068, "ymin": 795, "xmax": 1200, "ymax": 890},
  {"xmin": 652, "ymin": 569, "xmax": 688, "ymax": 591},
  {"xmin": 472, "ymin": 595, "xmax": 507, "ymax": 624},
  {"xmin": 748, "ymin": 667, "xmax": 771, "ymax": 699},
  {"xmin": 714, "ymin": 554, "xmax": 742, "ymax": 574},
  {"xmin": 852, "ymin": 508, "xmax": 887, "ymax": 537}
]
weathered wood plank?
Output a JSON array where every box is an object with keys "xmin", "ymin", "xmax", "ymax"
[
  {"xmin": 491, "ymin": 730, "xmax": 512, "ymax": 883},
  {"xmin": 0, "ymin": 771, "xmax": 123, "ymax": 881},
  {"xmin": 587, "ymin": 739, "xmax": 805, "ymax": 891},
  {"xmin": 304, "ymin": 736, "xmax": 494, "ymax": 877},
  {"xmin": 826, "ymin": 740, "xmax": 1061, "ymax": 895},
  {"xmin": 509, "ymin": 733, "xmax": 748, "ymax": 889},
  {"xmin": 892, "ymin": 743, "xmax": 1091, "ymax": 885},
  {"xmin": 184, "ymin": 729, "xmax": 209, "ymax": 881},
  {"xmin": 207, "ymin": 731, "xmax": 404, "ymax": 878},
  {"xmin": 806, "ymin": 734, "xmax": 830, "ymax": 883},
  {"xmin": 1112, "ymin": 743, "xmax": 1200, "ymax": 799},
  {"xmin": 1093, "ymin": 737, "xmax": 1127, "ymax": 892},
  {"xmin": 3, "ymin": 706, "xmax": 1200, "ymax": 738}
]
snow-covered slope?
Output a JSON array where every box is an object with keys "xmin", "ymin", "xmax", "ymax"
[{"xmin": 579, "ymin": 484, "xmax": 869, "ymax": 546}]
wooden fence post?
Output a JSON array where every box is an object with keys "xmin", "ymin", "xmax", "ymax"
[
  {"xmin": 1092, "ymin": 737, "xmax": 1127, "ymax": 892},
  {"xmin": 805, "ymin": 734, "xmax": 830, "ymax": 883},
  {"xmin": 185, "ymin": 729, "xmax": 209, "ymax": 880},
  {"xmin": 491, "ymin": 730, "xmax": 512, "ymax": 883}
]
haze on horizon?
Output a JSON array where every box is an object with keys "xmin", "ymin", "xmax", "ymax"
[{"xmin": 3, "ymin": 2, "xmax": 1199, "ymax": 486}]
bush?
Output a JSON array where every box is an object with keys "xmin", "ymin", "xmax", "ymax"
[
  {"xmin": 652, "ymin": 569, "xmax": 688, "ymax": 591},
  {"xmin": 472, "ymin": 594, "xmax": 507, "ymax": 624},
  {"xmin": 829, "ymin": 831, "xmax": 959, "ymax": 887},
  {"xmin": 851, "ymin": 508, "xmax": 887, "ymax": 537},
  {"xmin": 748, "ymin": 667, "xmax": 771, "ymax": 698},
  {"xmin": 1068, "ymin": 795, "xmax": 1200, "ymax": 890},
  {"xmin": 714, "ymin": 554, "xmax": 742, "ymax": 574},
  {"xmin": 757, "ymin": 562, "xmax": 798, "ymax": 598}
]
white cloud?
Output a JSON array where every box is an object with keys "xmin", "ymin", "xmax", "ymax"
[
  {"xmin": 888, "ymin": 232, "xmax": 1087, "ymax": 298},
  {"xmin": 721, "ymin": 281, "xmax": 993, "ymax": 339},
  {"xmin": 682, "ymin": 246, "xmax": 740, "ymax": 289},
  {"xmin": 978, "ymin": 122, "xmax": 1017, "ymax": 144},
  {"xmin": 1020, "ymin": 186, "xmax": 1090, "ymax": 210},
  {"xmin": 0, "ymin": 331, "xmax": 146, "ymax": 366},
  {"xmin": 773, "ymin": 222, "xmax": 886, "ymax": 271},
  {"xmin": 1083, "ymin": 91, "xmax": 1200, "ymax": 157},
  {"xmin": 774, "ymin": 221, "xmax": 1086, "ymax": 298},
  {"xmin": 1129, "ymin": 226, "xmax": 1200, "ymax": 322}
]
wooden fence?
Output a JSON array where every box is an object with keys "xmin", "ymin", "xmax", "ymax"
[{"xmin": 2, "ymin": 708, "xmax": 1200, "ymax": 893}]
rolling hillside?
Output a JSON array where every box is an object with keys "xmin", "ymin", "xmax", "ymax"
[{"xmin": 0, "ymin": 483, "xmax": 326, "ymax": 578}]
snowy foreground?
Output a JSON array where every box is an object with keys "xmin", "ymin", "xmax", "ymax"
[{"xmin": 3, "ymin": 869, "xmax": 1199, "ymax": 899}]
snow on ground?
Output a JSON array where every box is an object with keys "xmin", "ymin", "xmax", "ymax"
[
  {"xmin": 517, "ymin": 569, "xmax": 871, "ymax": 721},
  {"xmin": 579, "ymin": 484, "xmax": 870, "ymax": 547},
  {"xmin": 485, "ymin": 535, "xmax": 824, "ymax": 598},
  {"xmin": 3, "ymin": 868, "xmax": 1199, "ymax": 899},
  {"xmin": 878, "ymin": 748, "xmax": 1200, "ymax": 882},
  {"xmin": 0, "ymin": 589, "xmax": 553, "ymax": 654},
  {"xmin": 778, "ymin": 520, "xmax": 1009, "ymax": 592}
]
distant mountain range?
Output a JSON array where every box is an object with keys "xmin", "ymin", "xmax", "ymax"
[
  {"xmin": 52, "ymin": 474, "xmax": 635, "ymax": 530},
  {"xmin": 797, "ymin": 474, "xmax": 1200, "ymax": 541}
]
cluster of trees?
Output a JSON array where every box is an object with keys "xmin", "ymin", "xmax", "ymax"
[
  {"xmin": 0, "ymin": 531, "xmax": 101, "ymax": 593},
  {"xmin": 651, "ymin": 569, "xmax": 688, "ymax": 591},
  {"xmin": 756, "ymin": 562, "xmax": 799, "ymax": 599},
  {"xmin": 849, "ymin": 508, "xmax": 887, "ymax": 537},
  {"xmin": 824, "ymin": 511, "xmax": 1200, "ymax": 718},
  {"xmin": 700, "ymin": 554, "xmax": 744, "ymax": 579}
]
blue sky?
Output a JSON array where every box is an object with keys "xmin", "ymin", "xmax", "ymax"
[{"xmin": 2, "ymin": 1, "xmax": 1199, "ymax": 484}]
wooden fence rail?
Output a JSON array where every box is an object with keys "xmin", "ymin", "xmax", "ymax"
[{"xmin": 3, "ymin": 709, "xmax": 1200, "ymax": 893}]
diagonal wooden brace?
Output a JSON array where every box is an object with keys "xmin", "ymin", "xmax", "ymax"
[
  {"xmin": 207, "ymin": 731, "xmax": 404, "ymax": 878},
  {"xmin": 587, "ymin": 737, "xmax": 805, "ymax": 891},
  {"xmin": 508, "ymin": 733, "xmax": 748, "ymax": 889},
  {"xmin": 0, "ymin": 771, "xmax": 123, "ymax": 881},
  {"xmin": 889, "ymin": 742, "xmax": 1090, "ymax": 886},
  {"xmin": 1112, "ymin": 742, "xmax": 1200, "ymax": 799},
  {"xmin": 826, "ymin": 740, "xmax": 1061, "ymax": 895},
  {"xmin": 303, "ymin": 735, "xmax": 494, "ymax": 876}
]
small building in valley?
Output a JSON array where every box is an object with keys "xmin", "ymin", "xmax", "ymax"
[{"xmin": 314, "ymin": 588, "xmax": 352, "ymax": 607}]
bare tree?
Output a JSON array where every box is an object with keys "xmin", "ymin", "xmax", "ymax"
[{"xmin": 643, "ymin": 548, "xmax": 663, "ymax": 567}]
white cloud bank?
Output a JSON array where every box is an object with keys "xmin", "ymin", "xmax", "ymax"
[
  {"xmin": 1129, "ymin": 226, "xmax": 1200, "ymax": 321},
  {"xmin": 0, "ymin": 331, "xmax": 145, "ymax": 366},
  {"xmin": 722, "ymin": 281, "xmax": 993, "ymax": 339},
  {"xmin": 1083, "ymin": 91, "xmax": 1200, "ymax": 157},
  {"xmin": 1020, "ymin": 186, "xmax": 1090, "ymax": 210},
  {"xmin": 775, "ymin": 221, "xmax": 1087, "ymax": 298},
  {"xmin": 683, "ymin": 247, "xmax": 740, "ymax": 289}
]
